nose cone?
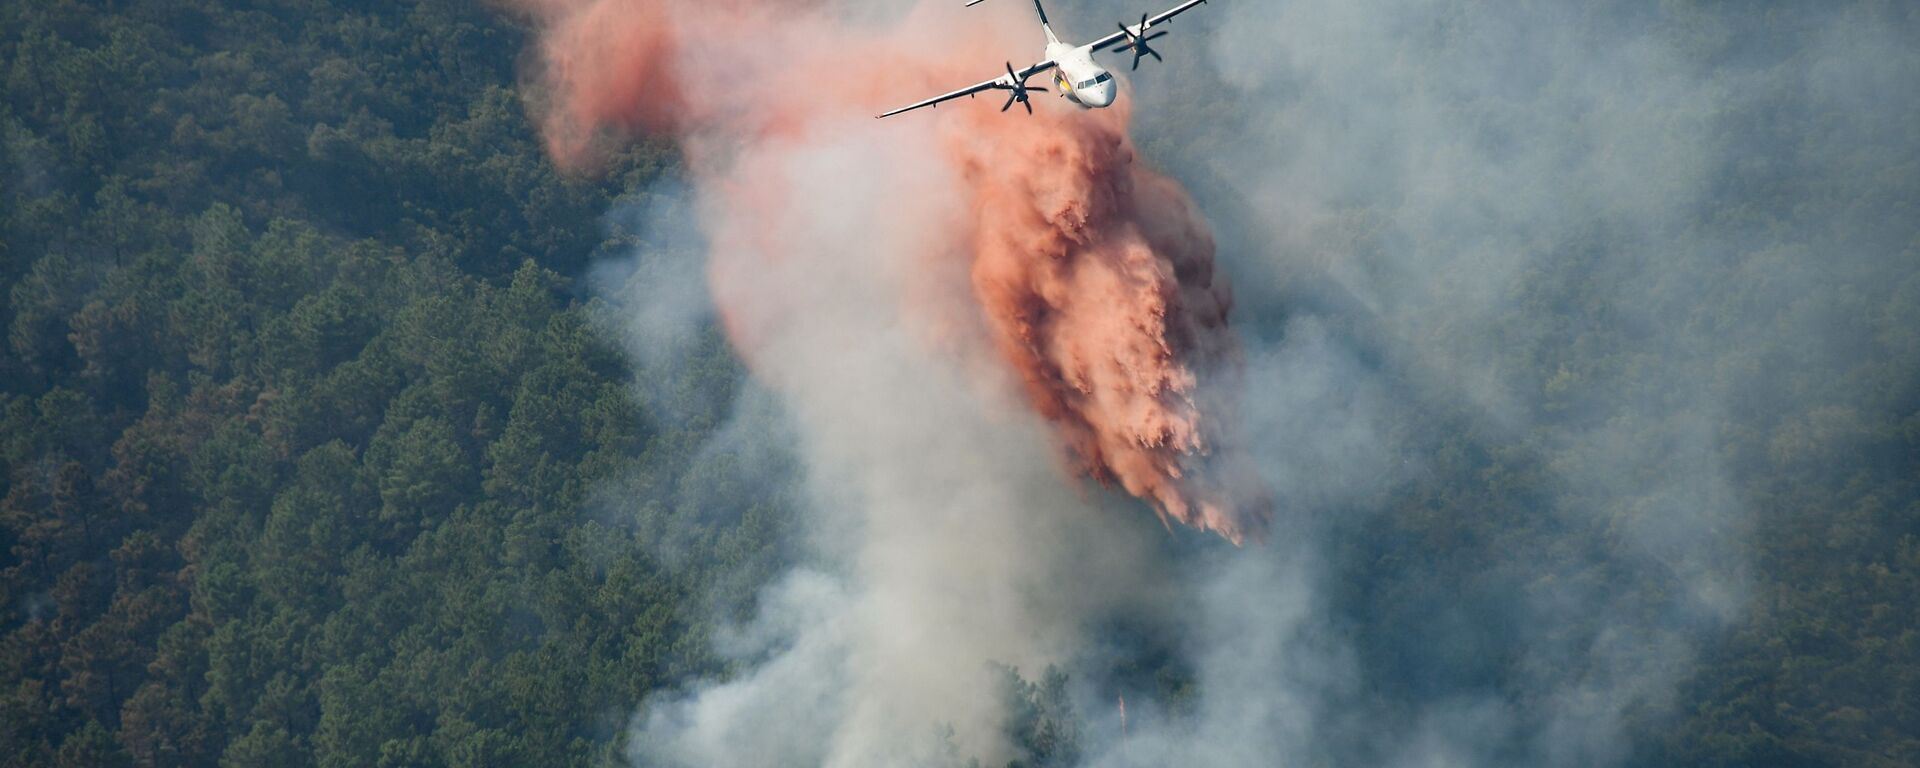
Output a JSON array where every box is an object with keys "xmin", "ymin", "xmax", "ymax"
[{"xmin": 1090, "ymin": 81, "xmax": 1118, "ymax": 107}]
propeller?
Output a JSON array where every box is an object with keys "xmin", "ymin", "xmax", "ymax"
[
  {"xmin": 997, "ymin": 62, "xmax": 1037, "ymax": 114},
  {"xmin": 1118, "ymin": 13, "xmax": 1170, "ymax": 70}
]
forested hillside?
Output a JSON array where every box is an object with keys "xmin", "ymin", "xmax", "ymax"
[
  {"xmin": 4, "ymin": 1, "xmax": 1918, "ymax": 767},
  {"xmin": 1, "ymin": 2, "xmax": 779, "ymax": 766}
]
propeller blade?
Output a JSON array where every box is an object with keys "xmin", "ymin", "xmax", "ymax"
[
  {"xmin": 990, "ymin": 60, "xmax": 1039, "ymax": 115},
  {"xmin": 1149, "ymin": 48, "xmax": 1163, "ymax": 62}
]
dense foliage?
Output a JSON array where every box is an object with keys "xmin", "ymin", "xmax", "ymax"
[
  {"xmin": 2, "ymin": 0, "xmax": 1916, "ymax": 767},
  {"xmin": 0, "ymin": 2, "xmax": 779, "ymax": 766}
]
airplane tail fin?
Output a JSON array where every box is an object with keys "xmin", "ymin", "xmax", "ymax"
[
  {"xmin": 1034, "ymin": 0, "xmax": 1060, "ymax": 44},
  {"xmin": 965, "ymin": 0, "xmax": 1058, "ymax": 44}
]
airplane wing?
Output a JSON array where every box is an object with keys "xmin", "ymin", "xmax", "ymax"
[
  {"xmin": 877, "ymin": 60, "xmax": 1058, "ymax": 118},
  {"xmin": 1087, "ymin": 0, "xmax": 1212, "ymax": 54}
]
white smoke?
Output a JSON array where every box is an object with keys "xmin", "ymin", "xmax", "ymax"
[
  {"xmin": 576, "ymin": 1, "xmax": 1919, "ymax": 766},
  {"xmin": 599, "ymin": 115, "xmax": 1172, "ymax": 766},
  {"xmin": 1087, "ymin": 0, "xmax": 1915, "ymax": 765}
]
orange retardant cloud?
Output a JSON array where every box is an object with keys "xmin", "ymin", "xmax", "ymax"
[{"xmin": 509, "ymin": 0, "xmax": 1269, "ymax": 543}]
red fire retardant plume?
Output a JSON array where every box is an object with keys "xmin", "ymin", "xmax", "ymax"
[{"xmin": 510, "ymin": 0, "xmax": 1269, "ymax": 543}]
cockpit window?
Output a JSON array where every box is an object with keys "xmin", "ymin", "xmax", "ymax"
[{"xmin": 1076, "ymin": 72, "xmax": 1113, "ymax": 89}]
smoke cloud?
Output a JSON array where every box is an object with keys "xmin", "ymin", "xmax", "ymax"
[
  {"xmin": 517, "ymin": 0, "xmax": 1264, "ymax": 542},
  {"xmin": 1088, "ymin": 0, "xmax": 1915, "ymax": 765},
  {"xmin": 528, "ymin": 0, "xmax": 1249, "ymax": 763},
  {"xmin": 517, "ymin": 0, "xmax": 1918, "ymax": 765}
]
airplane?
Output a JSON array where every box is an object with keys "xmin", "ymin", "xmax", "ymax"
[{"xmin": 877, "ymin": 0, "xmax": 1213, "ymax": 119}]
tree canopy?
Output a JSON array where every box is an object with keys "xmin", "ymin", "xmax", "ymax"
[{"xmin": 3, "ymin": 0, "xmax": 1917, "ymax": 766}]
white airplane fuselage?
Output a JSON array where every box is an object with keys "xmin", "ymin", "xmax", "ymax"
[
  {"xmin": 876, "ymin": 0, "xmax": 1209, "ymax": 120},
  {"xmin": 1046, "ymin": 41, "xmax": 1119, "ymax": 108}
]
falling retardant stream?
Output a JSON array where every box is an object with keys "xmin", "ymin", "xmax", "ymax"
[{"xmin": 509, "ymin": 0, "xmax": 1269, "ymax": 543}]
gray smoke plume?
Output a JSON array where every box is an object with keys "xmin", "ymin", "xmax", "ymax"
[
  {"xmin": 1076, "ymin": 0, "xmax": 1918, "ymax": 765},
  {"xmin": 592, "ymin": 125, "xmax": 1175, "ymax": 766},
  {"xmin": 576, "ymin": 1, "xmax": 1920, "ymax": 766}
]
